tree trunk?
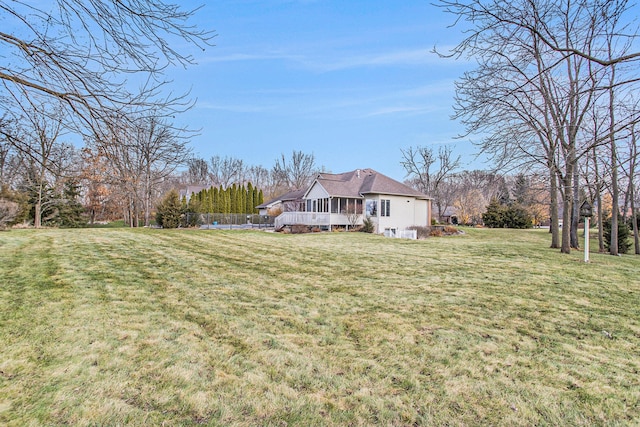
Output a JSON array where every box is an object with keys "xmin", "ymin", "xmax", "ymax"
[
  {"xmin": 632, "ymin": 202, "xmax": 639, "ymax": 255},
  {"xmin": 608, "ymin": 83, "xmax": 619, "ymax": 256},
  {"xmin": 34, "ymin": 201, "xmax": 42, "ymax": 228},
  {"xmin": 561, "ymin": 170, "xmax": 572, "ymax": 254},
  {"xmin": 560, "ymin": 147, "xmax": 575, "ymax": 254},
  {"xmin": 570, "ymin": 165, "xmax": 580, "ymax": 248},
  {"xmin": 596, "ymin": 184, "xmax": 605, "ymax": 252},
  {"xmin": 144, "ymin": 176, "xmax": 151, "ymax": 227},
  {"xmin": 592, "ymin": 145, "xmax": 605, "ymax": 253},
  {"xmin": 610, "ymin": 171, "xmax": 619, "ymax": 256},
  {"xmin": 549, "ymin": 167, "xmax": 560, "ymax": 248}
]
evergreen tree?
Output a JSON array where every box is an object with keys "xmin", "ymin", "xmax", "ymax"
[
  {"xmin": 206, "ymin": 188, "xmax": 214, "ymax": 213},
  {"xmin": 212, "ymin": 186, "xmax": 219, "ymax": 213},
  {"xmin": 503, "ymin": 203, "xmax": 533, "ymax": 229},
  {"xmin": 157, "ymin": 190, "xmax": 184, "ymax": 228},
  {"xmin": 252, "ymin": 187, "xmax": 259, "ymax": 213},
  {"xmin": 604, "ymin": 215, "xmax": 632, "ymax": 254},
  {"xmin": 237, "ymin": 186, "xmax": 243, "ymax": 213},
  {"xmin": 496, "ymin": 180, "xmax": 511, "ymax": 206},
  {"xmin": 223, "ymin": 187, "xmax": 231, "ymax": 214},
  {"xmin": 58, "ymin": 180, "xmax": 86, "ymax": 227},
  {"xmin": 187, "ymin": 194, "xmax": 201, "ymax": 214},
  {"xmin": 230, "ymin": 184, "xmax": 237, "ymax": 213},
  {"xmin": 483, "ymin": 198, "xmax": 532, "ymax": 229},
  {"xmin": 246, "ymin": 183, "xmax": 253, "ymax": 214},
  {"xmin": 482, "ymin": 198, "xmax": 506, "ymax": 228},
  {"xmin": 512, "ymin": 174, "xmax": 531, "ymax": 205}
]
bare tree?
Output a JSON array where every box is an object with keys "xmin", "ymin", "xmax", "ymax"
[
  {"xmin": 95, "ymin": 113, "xmax": 191, "ymax": 227},
  {"xmin": 246, "ymin": 165, "xmax": 271, "ymax": 192},
  {"xmin": 0, "ymin": 117, "xmax": 22, "ymax": 187},
  {"xmin": 437, "ymin": 0, "xmax": 640, "ymax": 254},
  {"xmin": 400, "ymin": 145, "xmax": 460, "ymax": 221},
  {"xmin": 11, "ymin": 102, "xmax": 67, "ymax": 228},
  {"xmin": 450, "ymin": 170, "xmax": 507, "ymax": 225},
  {"xmin": 271, "ymin": 151, "xmax": 318, "ymax": 192},
  {"xmin": 622, "ymin": 124, "xmax": 639, "ymax": 254},
  {"xmin": 1, "ymin": 0, "xmax": 215, "ymax": 134},
  {"xmin": 187, "ymin": 157, "xmax": 209, "ymax": 185},
  {"xmin": 209, "ymin": 155, "xmax": 245, "ymax": 188},
  {"xmin": 137, "ymin": 117, "xmax": 192, "ymax": 227}
]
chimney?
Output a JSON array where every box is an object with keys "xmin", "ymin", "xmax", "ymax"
[{"xmin": 356, "ymin": 169, "xmax": 360, "ymax": 178}]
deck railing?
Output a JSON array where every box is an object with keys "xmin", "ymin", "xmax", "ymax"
[{"xmin": 274, "ymin": 212, "xmax": 331, "ymax": 229}]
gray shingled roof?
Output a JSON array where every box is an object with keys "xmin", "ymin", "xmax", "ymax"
[
  {"xmin": 314, "ymin": 169, "xmax": 429, "ymax": 199},
  {"xmin": 259, "ymin": 169, "xmax": 429, "ymax": 208},
  {"xmin": 256, "ymin": 188, "xmax": 306, "ymax": 209}
]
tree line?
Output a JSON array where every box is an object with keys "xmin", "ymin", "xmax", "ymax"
[
  {"xmin": 0, "ymin": 0, "xmax": 213, "ymax": 228},
  {"xmin": 0, "ymin": 0, "xmax": 637, "ymax": 256},
  {"xmin": 183, "ymin": 151, "xmax": 320, "ymax": 201},
  {"xmin": 0, "ymin": 135, "xmax": 320, "ymax": 228},
  {"xmin": 0, "ymin": 1, "xmax": 324, "ymax": 229},
  {"xmin": 401, "ymin": 143, "xmax": 638, "ymax": 254},
  {"xmin": 185, "ymin": 183, "xmax": 264, "ymax": 215},
  {"xmin": 433, "ymin": 0, "xmax": 640, "ymax": 255}
]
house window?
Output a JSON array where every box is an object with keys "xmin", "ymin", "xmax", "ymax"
[
  {"xmin": 355, "ymin": 199, "xmax": 363, "ymax": 214},
  {"xmin": 340, "ymin": 198, "xmax": 348, "ymax": 214},
  {"xmin": 381, "ymin": 199, "xmax": 391, "ymax": 217},
  {"xmin": 366, "ymin": 199, "xmax": 377, "ymax": 217},
  {"xmin": 340, "ymin": 198, "xmax": 362, "ymax": 214},
  {"xmin": 323, "ymin": 198, "xmax": 329, "ymax": 213},
  {"xmin": 384, "ymin": 228, "xmax": 397, "ymax": 237},
  {"xmin": 308, "ymin": 198, "xmax": 330, "ymax": 212},
  {"xmin": 331, "ymin": 198, "xmax": 338, "ymax": 213}
]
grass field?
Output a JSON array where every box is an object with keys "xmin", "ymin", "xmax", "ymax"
[{"xmin": 0, "ymin": 227, "xmax": 638, "ymax": 426}]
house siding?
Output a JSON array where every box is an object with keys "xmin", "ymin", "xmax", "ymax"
[
  {"xmin": 306, "ymin": 183, "xmax": 329, "ymax": 200},
  {"xmin": 368, "ymin": 195, "xmax": 429, "ymax": 233}
]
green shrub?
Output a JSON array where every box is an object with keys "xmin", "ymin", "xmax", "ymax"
[
  {"xmin": 482, "ymin": 198, "xmax": 532, "ymax": 229},
  {"xmin": 482, "ymin": 198, "xmax": 505, "ymax": 228},
  {"xmin": 361, "ymin": 217, "xmax": 375, "ymax": 233},
  {"xmin": 184, "ymin": 212, "xmax": 201, "ymax": 227},
  {"xmin": 156, "ymin": 190, "xmax": 184, "ymax": 228}
]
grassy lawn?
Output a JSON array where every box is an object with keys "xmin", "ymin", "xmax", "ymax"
[{"xmin": 0, "ymin": 227, "xmax": 638, "ymax": 426}]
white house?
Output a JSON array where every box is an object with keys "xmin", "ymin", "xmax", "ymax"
[{"xmin": 260, "ymin": 168, "xmax": 431, "ymax": 234}]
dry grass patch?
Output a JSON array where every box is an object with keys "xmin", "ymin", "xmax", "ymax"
[{"xmin": 0, "ymin": 227, "xmax": 638, "ymax": 425}]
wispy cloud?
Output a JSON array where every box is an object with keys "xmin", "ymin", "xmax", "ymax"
[
  {"xmin": 200, "ymin": 45, "xmax": 468, "ymax": 72},
  {"xmin": 360, "ymin": 105, "xmax": 438, "ymax": 118},
  {"xmin": 303, "ymin": 48, "xmax": 440, "ymax": 72},
  {"xmin": 195, "ymin": 101, "xmax": 271, "ymax": 113},
  {"xmin": 200, "ymin": 51, "xmax": 303, "ymax": 64}
]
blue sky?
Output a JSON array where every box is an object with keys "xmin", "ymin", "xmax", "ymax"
[{"xmin": 167, "ymin": 1, "xmax": 477, "ymax": 181}]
